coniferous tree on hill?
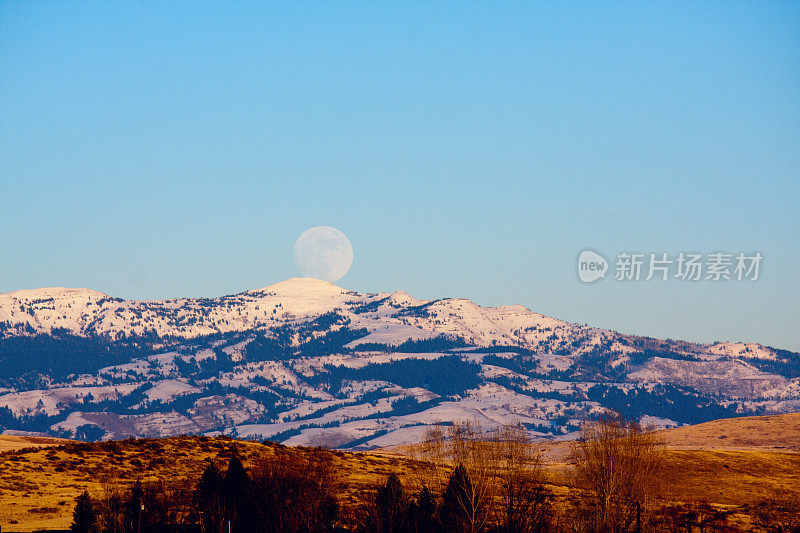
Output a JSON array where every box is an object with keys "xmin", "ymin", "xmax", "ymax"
[
  {"xmin": 71, "ymin": 490, "xmax": 97, "ymax": 533},
  {"xmin": 413, "ymin": 486, "xmax": 440, "ymax": 533},
  {"xmin": 440, "ymin": 465, "xmax": 486, "ymax": 533},
  {"xmin": 375, "ymin": 474, "xmax": 409, "ymax": 533},
  {"xmin": 222, "ymin": 456, "xmax": 256, "ymax": 531},
  {"xmin": 196, "ymin": 462, "xmax": 226, "ymax": 533},
  {"xmin": 361, "ymin": 473, "xmax": 412, "ymax": 533}
]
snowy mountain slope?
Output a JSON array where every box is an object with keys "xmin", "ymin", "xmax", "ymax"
[
  {"xmin": 1, "ymin": 278, "xmax": 798, "ymax": 448},
  {"xmin": 0, "ymin": 278, "xmax": 371, "ymax": 339},
  {"xmin": 0, "ymin": 278, "xmax": 598, "ymax": 351}
]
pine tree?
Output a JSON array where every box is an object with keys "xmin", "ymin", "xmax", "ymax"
[
  {"xmin": 196, "ymin": 463, "xmax": 225, "ymax": 533},
  {"xmin": 71, "ymin": 490, "xmax": 96, "ymax": 533},
  {"xmin": 223, "ymin": 456, "xmax": 254, "ymax": 531},
  {"xmin": 413, "ymin": 486, "xmax": 439, "ymax": 533},
  {"xmin": 440, "ymin": 465, "xmax": 485, "ymax": 533},
  {"xmin": 375, "ymin": 473, "xmax": 408, "ymax": 533}
]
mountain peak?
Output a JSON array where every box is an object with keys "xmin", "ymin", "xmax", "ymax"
[
  {"xmin": 389, "ymin": 289, "xmax": 427, "ymax": 307},
  {"xmin": 253, "ymin": 277, "xmax": 348, "ymax": 296}
]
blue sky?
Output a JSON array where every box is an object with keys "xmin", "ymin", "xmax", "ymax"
[{"xmin": 1, "ymin": 2, "xmax": 798, "ymax": 350}]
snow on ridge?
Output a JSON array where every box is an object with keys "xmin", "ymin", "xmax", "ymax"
[
  {"xmin": 0, "ymin": 279, "xmax": 619, "ymax": 352},
  {"xmin": 0, "ymin": 383, "xmax": 141, "ymax": 417},
  {"xmin": 345, "ymin": 323, "xmax": 439, "ymax": 347},
  {"xmin": 388, "ymin": 289, "xmax": 428, "ymax": 307},
  {"xmin": 251, "ymin": 277, "xmax": 349, "ymax": 297},
  {"xmin": 707, "ymin": 341, "xmax": 779, "ymax": 360},
  {"xmin": 143, "ymin": 380, "xmax": 199, "ymax": 403},
  {"xmin": 0, "ymin": 287, "xmax": 109, "ymax": 300},
  {"xmin": 2, "ymin": 279, "xmax": 799, "ymax": 448},
  {"xmin": 0, "ymin": 279, "xmax": 792, "ymax": 364},
  {"xmin": 627, "ymin": 357, "xmax": 788, "ymax": 398}
]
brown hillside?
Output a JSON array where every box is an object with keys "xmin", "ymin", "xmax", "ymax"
[
  {"xmin": 655, "ymin": 412, "xmax": 800, "ymax": 451},
  {"xmin": 0, "ymin": 436, "xmax": 421, "ymax": 532},
  {"xmin": 1, "ymin": 413, "xmax": 799, "ymax": 531},
  {"xmin": 0, "ymin": 435, "xmax": 72, "ymax": 453}
]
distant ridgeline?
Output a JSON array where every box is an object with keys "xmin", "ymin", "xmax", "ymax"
[{"xmin": 0, "ymin": 279, "xmax": 798, "ymax": 447}]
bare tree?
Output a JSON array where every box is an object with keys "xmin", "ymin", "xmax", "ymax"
[
  {"xmin": 411, "ymin": 423, "xmax": 450, "ymax": 492},
  {"xmin": 413, "ymin": 421, "xmax": 494, "ymax": 532},
  {"xmin": 413, "ymin": 421, "xmax": 553, "ymax": 532},
  {"xmin": 97, "ymin": 482, "xmax": 125, "ymax": 533},
  {"xmin": 489, "ymin": 424, "xmax": 553, "ymax": 533},
  {"xmin": 569, "ymin": 413, "xmax": 663, "ymax": 532},
  {"xmin": 133, "ymin": 478, "xmax": 196, "ymax": 530},
  {"xmin": 249, "ymin": 446, "xmax": 339, "ymax": 533}
]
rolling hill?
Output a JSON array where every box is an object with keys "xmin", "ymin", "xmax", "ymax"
[{"xmin": 0, "ymin": 413, "xmax": 798, "ymax": 531}]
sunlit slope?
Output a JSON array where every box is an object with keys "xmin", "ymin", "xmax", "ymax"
[{"xmin": 656, "ymin": 412, "xmax": 800, "ymax": 451}]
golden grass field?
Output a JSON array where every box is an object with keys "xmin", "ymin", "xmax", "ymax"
[
  {"xmin": 0, "ymin": 435, "xmax": 425, "ymax": 532},
  {"xmin": 655, "ymin": 412, "xmax": 800, "ymax": 452},
  {"xmin": 0, "ymin": 413, "xmax": 798, "ymax": 531},
  {"xmin": 0, "ymin": 436, "xmax": 71, "ymax": 454}
]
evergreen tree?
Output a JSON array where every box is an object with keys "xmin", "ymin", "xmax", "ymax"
[
  {"xmin": 374, "ymin": 474, "xmax": 409, "ymax": 533},
  {"xmin": 222, "ymin": 456, "xmax": 255, "ymax": 531},
  {"xmin": 413, "ymin": 486, "xmax": 439, "ymax": 533},
  {"xmin": 196, "ymin": 463, "xmax": 226, "ymax": 533},
  {"xmin": 440, "ymin": 465, "xmax": 485, "ymax": 533},
  {"xmin": 71, "ymin": 490, "xmax": 96, "ymax": 533}
]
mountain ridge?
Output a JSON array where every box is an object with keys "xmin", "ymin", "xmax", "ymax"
[
  {"xmin": 0, "ymin": 278, "xmax": 798, "ymax": 448},
  {"xmin": 0, "ymin": 279, "xmax": 785, "ymax": 355}
]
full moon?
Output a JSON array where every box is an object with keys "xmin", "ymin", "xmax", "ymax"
[{"xmin": 293, "ymin": 226, "xmax": 354, "ymax": 282}]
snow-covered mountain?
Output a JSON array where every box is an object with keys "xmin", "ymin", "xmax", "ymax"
[
  {"xmin": 1, "ymin": 278, "xmax": 798, "ymax": 448},
  {"xmin": 0, "ymin": 278, "xmax": 574, "ymax": 347}
]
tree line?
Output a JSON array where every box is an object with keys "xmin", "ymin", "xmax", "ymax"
[{"xmin": 69, "ymin": 416, "xmax": 800, "ymax": 533}]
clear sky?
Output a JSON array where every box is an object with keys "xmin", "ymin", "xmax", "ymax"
[{"xmin": 1, "ymin": 2, "xmax": 798, "ymax": 351}]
